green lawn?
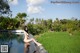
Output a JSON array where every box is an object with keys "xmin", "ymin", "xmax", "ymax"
[{"xmin": 36, "ymin": 31, "xmax": 80, "ymax": 53}]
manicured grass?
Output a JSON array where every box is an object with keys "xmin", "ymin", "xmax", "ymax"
[{"xmin": 36, "ymin": 31, "xmax": 80, "ymax": 53}]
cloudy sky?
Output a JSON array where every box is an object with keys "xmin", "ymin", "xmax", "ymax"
[{"xmin": 8, "ymin": 0, "xmax": 80, "ymax": 20}]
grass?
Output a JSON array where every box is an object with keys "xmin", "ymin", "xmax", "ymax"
[{"xmin": 36, "ymin": 31, "xmax": 80, "ymax": 53}]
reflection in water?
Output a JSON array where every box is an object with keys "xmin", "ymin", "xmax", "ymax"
[
  {"xmin": 0, "ymin": 31, "xmax": 37, "ymax": 53},
  {"xmin": 0, "ymin": 32, "xmax": 24, "ymax": 53},
  {"xmin": 10, "ymin": 39, "xmax": 24, "ymax": 53},
  {"xmin": 24, "ymin": 43, "xmax": 30, "ymax": 53},
  {"xmin": 0, "ymin": 31, "xmax": 48, "ymax": 53}
]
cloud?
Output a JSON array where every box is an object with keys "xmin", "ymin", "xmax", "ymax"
[
  {"xmin": 27, "ymin": 0, "xmax": 45, "ymax": 5},
  {"xmin": 56, "ymin": 4, "xmax": 61, "ymax": 5},
  {"xmin": 27, "ymin": 6, "xmax": 44, "ymax": 14},
  {"xmin": 26, "ymin": 0, "xmax": 45, "ymax": 14},
  {"xmin": 8, "ymin": 0, "xmax": 18, "ymax": 5}
]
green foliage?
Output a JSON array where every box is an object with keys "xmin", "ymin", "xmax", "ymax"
[
  {"xmin": 0, "ymin": 11, "xmax": 80, "ymax": 35},
  {"xmin": 26, "ymin": 18, "xmax": 80, "ymax": 35},
  {"xmin": 0, "ymin": 0, "xmax": 11, "ymax": 16},
  {"xmin": 15, "ymin": 13, "xmax": 27, "ymax": 29},
  {"xmin": 0, "ymin": 16, "xmax": 19, "ymax": 29},
  {"xmin": 0, "ymin": 13, "xmax": 27, "ymax": 30},
  {"xmin": 27, "ymin": 18, "xmax": 50, "ymax": 35},
  {"xmin": 37, "ymin": 32, "xmax": 80, "ymax": 53},
  {"xmin": 0, "ymin": 32, "xmax": 17, "ymax": 41}
]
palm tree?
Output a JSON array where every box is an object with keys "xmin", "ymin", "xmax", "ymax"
[{"xmin": 15, "ymin": 13, "xmax": 27, "ymax": 29}]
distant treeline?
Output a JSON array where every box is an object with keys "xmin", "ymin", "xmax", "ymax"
[
  {"xmin": 26, "ymin": 18, "xmax": 80, "ymax": 35},
  {"xmin": 0, "ymin": 13, "xmax": 80, "ymax": 35}
]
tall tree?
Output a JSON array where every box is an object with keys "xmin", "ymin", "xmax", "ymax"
[
  {"xmin": 30, "ymin": 18, "xmax": 34, "ymax": 24},
  {"xmin": 0, "ymin": 0, "xmax": 11, "ymax": 16},
  {"xmin": 47, "ymin": 19, "xmax": 52, "ymax": 30},
  {"xmin": 0, "ymin": 16, "xmax": 19, "ymax": 29},
  {"xmin": 15, "ymin": 13, "xmax": 27, "ymax": 29}
]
